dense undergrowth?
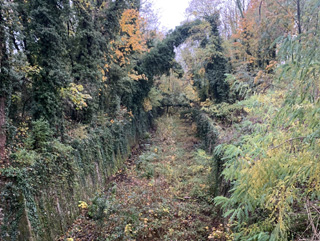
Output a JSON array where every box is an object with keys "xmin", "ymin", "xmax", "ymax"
[
  {"xmin": 176, "ymin": 1, "xmax": 320, "ymax": 240},
  {"xmin": 1, "ymin": 108, "xmax": 155, "ymax": 240},
  {"xmin": 213, "ymin": 91, "xmax": 320, "ymax": 240},
  {"xmin": 1, "ymin": 0, "xmax": 320, "ymax": 240},
  {"xmin": 208, "ymin": 28, "xmax": 320, "ymax": 240},
  {"xmin": 0, "ymin": 0, "xmax": 199, "ymax": 239},
  {"xmin": 58, "ymin": 115, "xmax": 228, "ymax": 241}
]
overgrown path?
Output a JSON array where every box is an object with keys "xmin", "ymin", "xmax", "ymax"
[{"xmin": 58, "ymin": 115, "xmax": 222, "ymax": 240}]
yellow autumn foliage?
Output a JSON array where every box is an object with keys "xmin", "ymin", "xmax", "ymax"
[{"xmin": 60, "ymin": 83, "xmax": 92, "ymax": 110}]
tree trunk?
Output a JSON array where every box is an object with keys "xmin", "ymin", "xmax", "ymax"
[
  {"xmin": 0, "ymin": 96, "xmax": 5, "ymax": 161},
  {"xmin": 0, "ymin": 3, "xmax": 7, "ymax": 161},
  {"xmin": 297, "ymin": 0, "xmax": 302, "ymax": 35},
  {"xmin": 236, "ymin": 0, "xmax": 244, "ymax": 18}
]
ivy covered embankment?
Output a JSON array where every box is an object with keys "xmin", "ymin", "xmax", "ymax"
[{"xmin": 0, "ymin": 109, "xmax": 155, "ymax": 241}]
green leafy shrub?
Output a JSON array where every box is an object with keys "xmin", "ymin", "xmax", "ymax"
[
  {"xmin": 11, "ymin": 149, "xmax": 38, "ymax": 167},
  {"xmin": 25, "ymin": 118, "xmax": 53, "ymax": 150},
  {"xmin": 192, "ymin": 111, "xmax": 219, "ymax": 153},
  {"xmin": 214, "ymin": 89, "xmax": 320, "ymax": 240},
  {"xmin": 201, "ymin": 101, "xmax": 244, "ymax": 125},
  {"xmin": 88, "ymin": 196, "xmax": 112, "ymax": 220},
  {"xmin": 136, "ymin": 151, "xmax": 159, "ymax": 179}
]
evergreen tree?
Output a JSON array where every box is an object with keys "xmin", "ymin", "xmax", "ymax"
[
  {"xmin": 67, "ymin": 0, "xmax": 105, "ymax": 122},
  {"xmin": 28, "ymin": 0, "xmax": 71, "ymax": 131},
  {"xmin": 204, "ymin": 13, "xmax": 229, "ymax": 103}
]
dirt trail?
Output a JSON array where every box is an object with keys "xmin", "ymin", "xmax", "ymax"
[{"xmin": 58, "ymin": 115, "xmax": 220, "ymax": 241}]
